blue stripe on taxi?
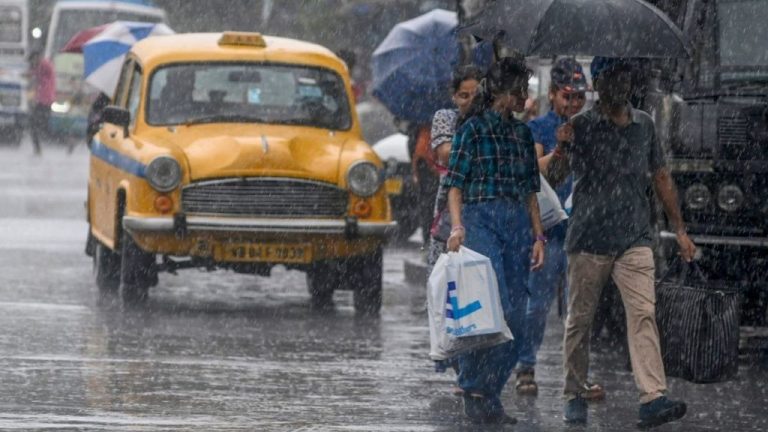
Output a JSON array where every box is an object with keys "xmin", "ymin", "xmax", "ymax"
[{"xmin": 90, "ymin": 139, "xmax": 146, "ymax": 178}]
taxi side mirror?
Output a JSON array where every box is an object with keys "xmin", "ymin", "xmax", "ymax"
[{"xmin": 102, "ymin": 106, "xmax": 130, "ymax": 137}]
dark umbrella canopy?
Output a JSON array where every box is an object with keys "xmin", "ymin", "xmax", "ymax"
[
  {"xmin": 372, "ymin": 9, "xmax": 459, "ymax": 123},
  {"xmin": 462, "ymin": 0, "xmax": 689, "ymax": 58}
]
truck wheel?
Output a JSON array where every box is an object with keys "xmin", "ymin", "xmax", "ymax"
[
  {"xmin": 119, "ymin": 229, "xmax": 157, "ymax": 305},
  {"xmin": 93, "ymin": 240, "xmax": 120, "ymax": 293},
  {"xmin": 350, "ymin": 247, "xmax": 383, "ymax": 315},
  {"xmin": 306, "ymin": 262, "xmax": 339, "ymax": 310}
]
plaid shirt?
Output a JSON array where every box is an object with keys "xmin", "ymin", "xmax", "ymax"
[{"xmin": 444, "ymin": 110, "xmax": 540, "ymax": 203}]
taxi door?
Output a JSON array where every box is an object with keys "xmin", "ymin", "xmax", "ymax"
[{"xmin": 89, "ymin": 58, "xmax": 140, "ymax": 249}]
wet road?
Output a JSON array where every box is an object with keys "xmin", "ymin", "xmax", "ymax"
[{"xmin": 1, "ymin": 141, "xmax": 767, "ymax": 431}]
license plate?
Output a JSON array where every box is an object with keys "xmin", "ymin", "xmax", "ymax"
[
  {"xmin": 385, "ymin": 177, "xmax": 404, "ymax": 195},
  {"xmin": 218, "ymin": 242, "xmax": 312, "ymax": 263}
]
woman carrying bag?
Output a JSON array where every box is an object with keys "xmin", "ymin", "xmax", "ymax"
[{"xmin": 444, "ymin": 53, "xmax": 545, "ymax": 425}]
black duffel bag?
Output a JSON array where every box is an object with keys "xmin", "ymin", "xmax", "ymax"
[{"xmin": 655, "ymin": 259, "xmax": 741, "ymax": 383}]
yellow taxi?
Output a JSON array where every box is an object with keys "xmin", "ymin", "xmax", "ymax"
[{"xmin": 86, "ymin": 32, "xmax": 396, "ymax": 313}]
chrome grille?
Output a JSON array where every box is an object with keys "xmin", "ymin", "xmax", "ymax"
[
  {"xmin": 182, "ymin": 177, "xmax": 348, "ymax": 217},
  {"xmin": 718, "ymin": 114, "xmax": 749, "ymax": 148}
]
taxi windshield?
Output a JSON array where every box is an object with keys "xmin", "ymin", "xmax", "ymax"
[{"xmin": 146, "ymin": 63, "xmax": 352, "ymax": 130}]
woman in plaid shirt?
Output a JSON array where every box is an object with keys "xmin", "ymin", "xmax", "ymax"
[{"xmin": 444, "ymin": 54, "xmax": 545, "ymax": 425}]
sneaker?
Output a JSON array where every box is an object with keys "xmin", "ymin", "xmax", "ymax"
[
  {"xmin": 563, "ymin": 396, "xmax": 588, "ymax": 425},
  {"xmin": 637, "ymin": 396, "xmax": 687, "ymax": 429}
]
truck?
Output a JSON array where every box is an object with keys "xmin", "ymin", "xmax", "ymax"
[
  {"xmin": 0, "ymin": 0, "xmax": 28, "ymax": 146},
  {"xmin": 649, "ymin": 0, "xmax": 768, "ymax": 327},
  {"xmin": 43, "ymin": 0, "xmax": 166, "ymax": 139}
]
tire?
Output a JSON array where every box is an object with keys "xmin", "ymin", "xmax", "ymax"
[
  {"xmin": 306, "ymin": 261, "xmax": 340, "ymax": 310},
  {"xmin": 119, "ymin": 229, "xmax": 157, "ymax": 305},
  {"xmin": 349, "ymin": 247, "xmax": 383, "ymax": 315},
  {"xmin": 93, "ymin": 240, "xmax": 120, "ymax": 293}
]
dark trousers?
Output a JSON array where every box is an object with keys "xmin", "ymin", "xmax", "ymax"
[{"xmin": 30, "ymin": 103, "xmax": 50, "ymax": 154}]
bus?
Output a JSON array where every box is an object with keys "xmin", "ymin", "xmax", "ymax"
[
  {"xmin": 43, "ymin": 0, "xmax": 166, "ymax": 138},
  {"xmin": 0, "ymin": 0, "xmax": 28, "ymax": 146}
]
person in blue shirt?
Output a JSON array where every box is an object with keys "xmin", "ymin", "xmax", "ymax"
[{"xmin": 514, "ymin": 58, "xmax": 605, "ymax": 401}]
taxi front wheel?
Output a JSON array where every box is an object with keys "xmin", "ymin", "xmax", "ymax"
[
  {"xmin": 119, "ymin": 230, "xmax": 158, "ymax": 305},
  {"xmin": 349, "ymin": 247, "xmax": 383, "ymax": 316},
  {"xmin": 306, "ymin": 262, "xmax": 339, "ymax": 311}
]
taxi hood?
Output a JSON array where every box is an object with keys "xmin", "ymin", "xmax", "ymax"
[{"xmin": 146, "ymin": 125, "xmax": 345, "ymax": 184}]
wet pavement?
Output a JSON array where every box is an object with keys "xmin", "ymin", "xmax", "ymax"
[{"xmin": 1, "ymin": 141, "xmax": 767, "ymax": 431}]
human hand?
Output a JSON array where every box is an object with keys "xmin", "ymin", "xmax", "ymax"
[
  {"xmin": 530, "ymin": 240, "xmax": 545, "ymax": 271},
  {"xmin": 676, "ymin": 231, "xmax": 696, "ymax": 262},
  {"xmin": 555, "ymin": 123, "xmax": 574, "ymax": 144},
  {"xmin": 446, "ymin": 227, "xmax": 465, "ymax": 252}
]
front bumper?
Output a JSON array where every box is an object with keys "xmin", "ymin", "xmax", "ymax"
[
  {"xmin": 660, "ymin": 230, "xmax": 768, "ymax": 248},
  {"xmin": 124, "ymin": 215, "xmax": 397, "ymax": 237}
]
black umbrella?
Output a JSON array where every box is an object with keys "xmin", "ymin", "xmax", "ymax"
[{"xmin": 461, "ymin": 0, "xmax": 689, "ymax": 58}]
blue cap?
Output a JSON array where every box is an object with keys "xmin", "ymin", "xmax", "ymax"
[
  {"xmin": 551, "ymin": 58, "xmax": 588, "ymax": 93},
  {"xmin": 590, "ymin": 57, "xmax": 633, "ymax": 81}
]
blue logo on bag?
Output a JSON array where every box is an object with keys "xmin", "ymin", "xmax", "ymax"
[{"xmin": 445, "ymin": 281, "xmax": 482, "ymax": 335}]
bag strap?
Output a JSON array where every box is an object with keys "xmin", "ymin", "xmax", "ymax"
[
  {"xmin": 658, "ymin": 257, "xmax": 708, "ymax": 287},
  {"xmin": 657, "ymin": 257, "xmax": 683, "ymax": 285}
]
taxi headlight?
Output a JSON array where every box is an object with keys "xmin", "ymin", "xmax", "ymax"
[
  {"xmin": 684, "ymin": 184, "xmax": 710, "ymax": 210},
  {"xmin": 145, "ymin": 156, "xmax": 182, "ymax": 192},
  {"xmin": 347, "ymin": 161, "xmax": 382, "ymax": 197},
  {"xmin": 717, "ymin": 184, "xmax": 744, "ymax": 212}
]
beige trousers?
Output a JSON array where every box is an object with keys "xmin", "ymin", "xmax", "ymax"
[{"xmin": 563, "ymin": 247, "xmax": 667, "ymax": 404}]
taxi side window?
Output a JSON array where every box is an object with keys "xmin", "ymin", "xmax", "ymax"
[
  {"xmin": 114, "ymin": 59, "xmax": 135, "ymax": 107},
  {"xmin": 126, "ymin": 66, "xmax": 142, "ymax": 130}
]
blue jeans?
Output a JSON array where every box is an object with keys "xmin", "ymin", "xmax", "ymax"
[
  {"xmin": 517, "ymin": 221, "xmax": 568, "ymax": 370},
  {"xmin": 456, "ymin": 200, "xmax": 531, "ymax": 414}
]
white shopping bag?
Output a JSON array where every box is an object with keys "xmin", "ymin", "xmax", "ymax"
[
  {"xmin": 537, "ymin": 173, "xmax": 568, "ymax": 230},
  {"xmin": 564, "ymin": 192, "xmax": 573, "ymax": 216},
  {"xmin": 427, "ymin": 246, "xmax": 513, "ymax": 360}
]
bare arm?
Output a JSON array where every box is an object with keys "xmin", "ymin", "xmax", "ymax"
[
  {"xmin": 653, "ymin": 167, "xmax": 696, "ymax": 261},
  {"xmin": 446, "ymin": 187, "xmax": 464, "ymax": 252},
  {"xmin": 653, "ymin": 167, "xmax": 684, "ymax": 232},
  {"xmin": 534, "ymin": 143, "xmax": 547, "ymax": 173},
  {"xmin": 435, "ymin": 142, "xmax": 451, "ymax": 166},
  {"xmin": 526, "ymin": 192, "xmax": 544, "ymax": 239},
  {"xmin": 540, "ymin": 123, "xmax": 574, "ymax": 187},
  {"xmin": 526, "ymin": 192, "xmax": 545, "ymax": 271},
  {"xmin": 543, "ymin": 144, "xmax": 571, "ymax": 187}
]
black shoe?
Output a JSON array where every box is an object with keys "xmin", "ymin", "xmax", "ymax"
[
  {"xmin": 463, "ymin": 394, "xmax": 516, "ymax": 425},
  {"xmin": 563, "ymin": 396, "xmax": 587, "ymax": 425},
  {"xmin": 479, "ymin": 413, "xmax": 517, "ymax": 425},
  {"xmin": 637, "ymin": 396, "xmax": 687, "ymax": 429}
]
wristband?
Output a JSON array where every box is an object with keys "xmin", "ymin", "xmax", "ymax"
[
  {"xmin": 451, "ymin": 225, "xmax": 465, "ymax": 234},
  {"xmin": 535, "ymin": 234, "xmax": 547, "ymax": 244}
]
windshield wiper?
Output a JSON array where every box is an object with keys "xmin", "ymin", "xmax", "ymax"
[{"xmin": 183, "ymin": 114, "xmax": 266, "ymax": 126}]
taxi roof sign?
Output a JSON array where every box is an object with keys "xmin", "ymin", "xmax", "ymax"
[{"xmin": 218, "ymin": 32, "xmax": 267, "ymax": 48}]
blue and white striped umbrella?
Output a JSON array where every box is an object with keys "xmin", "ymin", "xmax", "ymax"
[{"xmin": 83, "ymin": 21, "xmax": 173, "ymax": 95}]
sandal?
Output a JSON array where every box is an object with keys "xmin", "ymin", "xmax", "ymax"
[
  {"xmin": 451, "ymin": 385, "xmax": 465, "ymax": 397},
  {"xmin": 580, "ymin": 382, "xmax": 606, "ymax": 401},
  {"xmin": 515, "ymin": 370, "xmax": 538, "ymax": 396}
]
